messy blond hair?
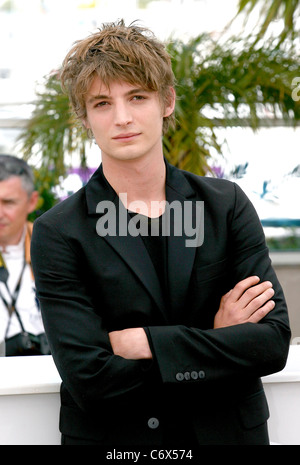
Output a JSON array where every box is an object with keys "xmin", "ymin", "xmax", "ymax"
[{"xmin": 60, "ymin": 19, "xmax": 176, "ymax": 134}]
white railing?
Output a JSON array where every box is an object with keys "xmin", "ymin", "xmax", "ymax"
[
  {"xmin": 0, "ymin": 355, "xmax": 60, "ymax": 445},
  {"xmin": 0, "ymin": 346, "xmax": 299, "ymax": 445}
]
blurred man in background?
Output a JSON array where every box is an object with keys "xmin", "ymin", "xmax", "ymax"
[{"xmin": 0, "ymin": 155, "xmax": 49, "ymax": 356}]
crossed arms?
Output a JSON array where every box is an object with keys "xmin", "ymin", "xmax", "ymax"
[
  {"xmin": 31, "ymin": 179, "xmax": 291, "ymax": 410},
  {"xmin": 109, "ymin": 275, "xmax": 275, "ymax": 360}
]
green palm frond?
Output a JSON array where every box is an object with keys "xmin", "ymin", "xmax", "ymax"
[
  {"xmin": 19, "ymin": 72, "xmax": 88, "ymax": 184},
  {"xmin": 163, "ymin": 34, "xmax": 300, "ymax": 174},
  {"xmin": 18, "ymin": 34, "xmax": 300, "ymax": 188},
  {"xmin": 235, "ymin": 0, "xmax": 300, "ymax": 42}
]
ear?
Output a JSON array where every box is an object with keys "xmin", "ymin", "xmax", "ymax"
[
  {"xmin": 82, "ymin": 118, "xmax": 91, "ymax": 130},
  {"xmin": 163, "ymin": 87, "xmax": 176, "ymax": 118},
  {"xmin": 27, "ymin": 191, "xmax": 39, "ymax": 214}
]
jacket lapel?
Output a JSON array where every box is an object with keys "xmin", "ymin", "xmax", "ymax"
[
  {"xmin": 85, "ymin": 165, "xmax": 167, "ymax": 321},
  {"xmin": 165, "ymin": 163, "xmax": 199, "ymax": 320},
  {"xmin": 85, "ymin": 161, "xmax": 200, "ymax": 322}
]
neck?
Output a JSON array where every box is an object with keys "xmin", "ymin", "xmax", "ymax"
[{"xmin": 102, "ymin": 155, "xmax": 166, "ymax": 217}]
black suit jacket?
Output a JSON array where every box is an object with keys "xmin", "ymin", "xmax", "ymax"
[{"xmin": 31, "ymin": 161, "xmax": 290, "ymax": 445}]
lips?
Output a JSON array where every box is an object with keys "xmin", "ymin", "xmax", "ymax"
[{"xmin": 112, "ymin": 132, "xmax": 141, "ymax": 141}]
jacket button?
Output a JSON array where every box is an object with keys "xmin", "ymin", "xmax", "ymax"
[
  {"xmin": 148, "ymin": 417, "xmax": 159, "ymax": 429},
  {"xmin": 176, "ymin": 372, "xmax": 184, "ymax": 381},
  {"xmin": 191, "ymin": 371, "xmax": 199, "ymax": 380},
  {"xmin": 184, "ymin": 372, "xmax": 191, "ymax": 380},
  {"xmin": 199, "ymin": 370, "xmax": 205, "ymax": 379}
]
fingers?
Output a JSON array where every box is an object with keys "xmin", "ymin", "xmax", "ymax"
[
  {"xmin": 229, "ymin": 276, "xmax": 260, "ymax": 302},
  {"xmin": 247, "ymin": 299, "xmax": 276, "ymax": 323},
  {"xmin": 239, "ymin": 280, "xmax": 274, "ymax": 310},
  {"xmin": 229, "ymin": 276, "xmax": 273, "ymax": 306},
  {"xmin": 216, "ymin": 276, "xmax": 276, "ymax": 328},
  {"xmin": 245, "ymin": 285, "xmax": 274, "ymax": 310}
]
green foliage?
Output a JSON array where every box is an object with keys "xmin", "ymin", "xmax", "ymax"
[
  {"xmin": 266, "ymin": 230, "xmax": 300, "ymax": 250},
  {"xmin": 18, "ymin": 6, "xmax": 300, "ymax": 188},
  {"xmin": 137, "ymin": 0, "xmax": 158, "ymax": 8},
  {"xmin": 28, "ymin": 167, "xmax": 59, "ymax": 221},
  {"xmin": 163, "ymin": 33, "xmax": 300, "ymax": 175},
  {"xmin": 20, "ymin": 73, "xmax": 88, "ymax": 186},
  {"xmin": 235, "ymin": 0, "xmax": 300, "ymax": 43}
]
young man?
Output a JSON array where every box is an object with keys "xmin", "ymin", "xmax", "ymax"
[
  {"xmin": 0, "ymin": 155, "xmax": 49, "ymax": 355},
  {"xmin": 31, "ymin": 20, "xmax": 290, "ymax": 446}
]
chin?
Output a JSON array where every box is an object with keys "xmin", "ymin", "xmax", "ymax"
[{"xmin": 108, "ymin": 152, "xmax": 147, "ymax": 163}]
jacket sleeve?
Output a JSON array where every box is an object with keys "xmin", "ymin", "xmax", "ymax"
[
  {"xmin": 31, "ymin": 216, "xmax": 153, "ymax": 413},
  {"xmin": 147, "ymin": 182, "xmax": 291, "ymax": 385}
]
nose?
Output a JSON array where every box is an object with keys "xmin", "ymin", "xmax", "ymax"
[{"xmin": 114, "ymin": 101, "xmax": 133, "ymax": 126}]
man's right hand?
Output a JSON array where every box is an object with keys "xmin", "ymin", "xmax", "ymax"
[{"xmin": 214, "ymin": 276, "xmax": 275, "ymax": 329}]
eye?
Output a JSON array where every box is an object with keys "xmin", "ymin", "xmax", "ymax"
[
  {"xmin": 96, "ymin": 101, "xmax": 109, "ymax": 107},
  {"xmin": 3, "ymin": 199, "xmax": 16, "ymax": 206},
  {"xmin": 132, "ymin": 95, "xmax": 146, "ymax": 101}
]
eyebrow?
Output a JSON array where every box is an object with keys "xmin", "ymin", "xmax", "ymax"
[{"xmin": 86, "ymin": 88, "xmax": 148, "ymax": 104}]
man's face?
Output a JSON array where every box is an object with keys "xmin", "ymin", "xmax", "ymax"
[
  {"xmin": 0, "ymin": 176, "xmax": 38, "ymax": 247},
  {"xmin": 84, "ymin": 79, "xmax": 175, "ymax": 165}
]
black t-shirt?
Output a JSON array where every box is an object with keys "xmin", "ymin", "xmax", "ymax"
[{"xmin": 128, "ymin": 212, "xmax": 168, "ymax": 302}]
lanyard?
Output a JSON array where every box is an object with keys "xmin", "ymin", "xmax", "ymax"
[{"xmin": 0, "ymin": 253, "xmax": 27, "ymax": 337}]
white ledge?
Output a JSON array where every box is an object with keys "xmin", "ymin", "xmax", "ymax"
[
  {"xmin": 0, "ymin": 346, "xmax": 299, "ymax": 397},
  {"xmin": 270, "ymin": 251, "xmax": 300, "ymax": 266},
  {"xmin": 0, "ymin": 355, "xmax": 61, "ymax": 396},
  {"xmin": 0, "ymin": 347, "xmax": 299, "ymax": 444},
  {"xmin": 262, "ymin": 345, "xmax": 300, "ymax": 383}
]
